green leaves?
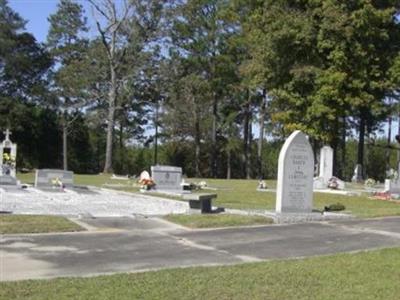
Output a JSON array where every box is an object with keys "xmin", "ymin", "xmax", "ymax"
[{"xmin": 243, "ymin": 0, "xmax": 400, "ymax": 143}]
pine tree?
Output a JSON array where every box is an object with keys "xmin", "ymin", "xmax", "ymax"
[{"xmin": 47, "ymin": 0, "xmax": 89, "ymax": 170}]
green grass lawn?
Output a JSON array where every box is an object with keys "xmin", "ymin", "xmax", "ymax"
[
  {"xmin": 191, "ymin": 178, "xmax": 400, "ymax": 218},
  {"xmin": 164, "ymin": 214, "xmax": 273, "ymax": 228},
  {"xmin": 16, "ymin": 173, "xmax": 400, "ymax": 218},
  {"xmin": 1, "ymin": 247, "xmax": 399, "ymax": 300},
  {"xmin": 0, "ymin": 215, "xmax": 83, "ymax": 234}
]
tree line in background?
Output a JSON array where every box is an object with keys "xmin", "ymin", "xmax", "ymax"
[{"xmin": 0, "ymin": 0, "xmax": 399, "ymax": 181}]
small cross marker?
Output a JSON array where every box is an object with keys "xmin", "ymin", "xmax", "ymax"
[{"xmin": 3, "ymin": 129, "xmax": 11, "ymax": 141}]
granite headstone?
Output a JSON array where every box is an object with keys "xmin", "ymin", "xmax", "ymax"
[
  {"xmin": 151, "ymin": 165, "xmax": 182, "ymax": 191},
  {"xmin": 35, "ymin": 169, "xmax": 74, "ymax": 188},
  {"xmin": 276, "ymin": 130, "xmax": 314, "ymax": 213},
  {"xmin": 319, "ymin": 146, "xmax": 333, "ymax": 183}
]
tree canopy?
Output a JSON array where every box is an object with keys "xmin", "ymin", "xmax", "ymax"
[{"xmin": 1, "ymin": 0, "xmax": 399, "ymax": 180}]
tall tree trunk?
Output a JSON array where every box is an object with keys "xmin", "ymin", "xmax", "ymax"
[
  {"xmin": 398, "ymin": 113, "xmax": 400, "ymax": 172},
  {"xmin": 211, "ymin": 97, "xmax": 218, "ymax": 178},
  {"xmin": 247, "ymin": 113, "xmax": 252, "ymax": 179},
  {"xmin": 386, "ymin": 113, "xmax": 392, "ymax": 171},
  {"xmin": 332, "ymin": 116, "xmax": 339, "ymax": 177},
  {"xmin": 340, "ymin": 117, "xmax": 346, "ymax": 179},
  {"xmin": 243, "ymin": 91, "xmax": 251, "ymax": 179},
  {"xmin": 226, "ymin": 149, "xmax": 231, "ymax": 179},
  {"xmin": 332, "ymin": 141, "xmax": 338, "ymax": 177},
  {"xmin": 103, "ymin": 64, "xmax": 117, "ymax": 173},
  {"xmin": 119, "ymin": 122, "xmax": 124, "ymax": 173},
  {"xmin": 62, "ymin": 114, "xmax": 68, "ymax": 171},
  {"xmin": 356, "ymin": 114, "xmax": 366, "ymax": 179},
  {"xmin": 257, "ymin": 89, "xmax": 267, "ymax": 179},
  {"xmin": 194, "ymin": 107, "xmax": 201, "ymax": 177},
  {"xmin": 154, "ymin": 100, "xmax": 159, "ymax": 165}
]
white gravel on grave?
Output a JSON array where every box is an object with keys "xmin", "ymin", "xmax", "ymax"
[{"xmin": 0, "ymin": 187, "xmax": 189, "ymax": 217}]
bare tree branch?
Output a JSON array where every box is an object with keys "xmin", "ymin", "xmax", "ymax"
[
  {"xmin": 95, "ymin": 20, "xmax": 112, "ymax": 59},
  {"xmin": 88, "ymin": 0, "xmax": 112, "ymax": 22}
]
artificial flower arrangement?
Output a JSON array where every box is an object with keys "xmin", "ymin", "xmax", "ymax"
[
  {"xmin": 2, "ymin": 153, "xmax": 15, "ymax": 166},
  {"xmin": 2, "ymin": 153, "xmax": 15, "ymax": 174},
  {"xmin": 51, "ymin": 177, "xmax": 64, "ymax": 189},
  {"xmin": 138, "ymin": 178, "xmax": 155, "ymax": 190},
  {"xmin": 327, "ymin": 177, "xmax": 339, "ymax": 189},
  {"xmin": 364, "ymin": 178, "xmax": 376, "ymax": 189}
]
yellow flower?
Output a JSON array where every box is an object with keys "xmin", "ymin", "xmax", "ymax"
[{"xmin": 3, "ymin": 153, "xmax": 10, "ymax": 161}]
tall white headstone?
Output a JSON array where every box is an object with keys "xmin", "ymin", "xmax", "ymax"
[
  {"xmin": 352, "ymin": 164, "xmax": 363, "ymax": 182},
  {"xmin": 276, "ymin": 130, "xmax": 314, "ymax": 213},
  {"xmin": 319, "ymin": 146, "xmax": 333, "ymax": 184},
  {"xmin": 0, "ymin": 129, "xmax": 17, "ymax": 178},
  {"xmin": 397, "ymin": 161, "xmax": 400, "ymax": 179}
]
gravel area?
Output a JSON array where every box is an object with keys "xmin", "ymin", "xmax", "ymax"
[{"xmin": 0, "ymin": 187, "xmax": 189, "ymax": 217}]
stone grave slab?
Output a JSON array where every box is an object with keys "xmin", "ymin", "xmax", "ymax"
[{"xmin": 0, "ymin": 175, "xmax": 17, "ymax": 186}]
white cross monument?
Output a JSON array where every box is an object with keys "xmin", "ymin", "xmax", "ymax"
[{"xmin": 0, "ymin": 129, "xmax": 17, "ymax": 177}]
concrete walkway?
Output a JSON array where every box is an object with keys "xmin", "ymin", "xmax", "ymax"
[{"xmin": 1, "ymin": 216, "xmax": 400, "ymax": 281}]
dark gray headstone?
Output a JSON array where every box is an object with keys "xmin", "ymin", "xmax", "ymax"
[
  {"xmin": 35, "ymin": 169, "xmax": 74, "ymax": 188},
  {"xmin": 151, "ymin": 165, "xmax": 182, "ymax": 191},
  {"xmin": 0, "ymin": 175, "xmax": 17, "ymax": 186}
]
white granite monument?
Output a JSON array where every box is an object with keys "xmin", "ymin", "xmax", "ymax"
[
  {"xmin": 352, "ymin": 164, "xmax": 363, "ymax": 183},
  {"xmin": 276, "ymin": 130, "xmax": 314, "ymax": 213},
  {"xmin": 384, "ymin": 168, "xmax": 400, "ymax": 194},
  {"xmin": 0, "ymin": 129, "xmax": 17, "ymax": 178},
  {"xmin": 313, "ymin": 146, "xmax": 345, "ymax": 190}
]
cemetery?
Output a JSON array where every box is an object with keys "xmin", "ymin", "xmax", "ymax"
[{"xmin": 1, "ymin": 0, "xmax": 400, "ymax": 299}]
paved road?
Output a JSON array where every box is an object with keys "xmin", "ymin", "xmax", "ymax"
[{"xmin": 1, "ymin": 216, "xmax": 400, "ymax": 281}]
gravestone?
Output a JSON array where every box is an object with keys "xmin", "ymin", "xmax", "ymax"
[
  {"xmin": 276, "ymin": 130, "xmax": 314, "ymax": 213},
  {"xmin": 35, "ymin": 169, "xmax": 74, "ymax": 188},
  {"xmin": 313, "ymin": 146, "xmax": 345, "ymax": 190},
  {"xmin": 384, "ymin": 169, "xmax": 400, "ymax": 194},
  {"xmin": 139, "ymin": 170, "xmax": 151, "ymax": 181},
  {"xmin": 0, "ymin": 129, "xmax": 17, "ymax": 178},
  {"xmin": 397, "ymin": 161, "xmax": 400, "ymax": 180},
  {"xmin": 384, "ymin": 179, "xmax": 400, "ymax": 194},
  {"xmin": 319, "ymin": 146, "xmax": 333, "ymax": 183},
  {"xmin": 352, "ymin": 164, "xmax": 363, "ymax": 183},
  {"xmin": 151, "ymin": 165, "xmax": 182, "ymax": 191}
]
